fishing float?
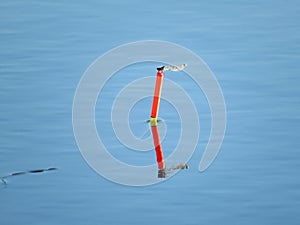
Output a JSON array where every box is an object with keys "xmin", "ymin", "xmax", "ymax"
[{"xmin": 149, "ymin": 64, "xmax": 187, "ymax": 178}]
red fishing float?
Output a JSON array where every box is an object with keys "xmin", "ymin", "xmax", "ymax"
[
  {"xmin": 150, "ymin": 67, "xmax": 165, "ymax": 172},
  {"xmin": 149, "ymin": 64, "xmax": 187, "ymax": 177}
]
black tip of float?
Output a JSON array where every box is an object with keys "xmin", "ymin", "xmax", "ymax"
[
  {"xmin": 157, "ymin": 66, "xmax": 165, "ymax": 71},
  {"xmin": 158, "ymin": 169, "xmax": 166, "ymax": 178}
]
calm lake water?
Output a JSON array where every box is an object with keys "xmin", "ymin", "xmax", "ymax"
[{"xmin": 1, "ymin": 0, "xmax": 299, "ymax": 225}]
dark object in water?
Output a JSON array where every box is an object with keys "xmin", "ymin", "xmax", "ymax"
[
  {"xmin": 1, "ymin": 167, "xmax": 58, "ymax": 185},
  {"xmin": 11, "ymin": 171, "xmax": 26, "ymax": 176},
  {"xmin": 29, "ymin": 169, "xmax": 45, "ymax": 173}
]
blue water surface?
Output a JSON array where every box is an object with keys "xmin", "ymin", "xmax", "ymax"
[{"xmin": 1, "ymin": 0, "xmax": 299, "ymax": 225}]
